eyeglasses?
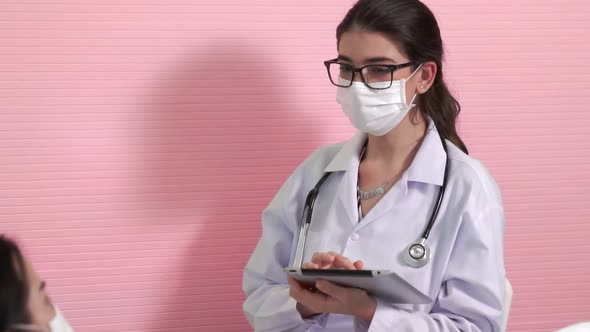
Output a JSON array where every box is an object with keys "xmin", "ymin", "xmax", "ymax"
[{"xmin": 324, "ymin": 59, "xmax": 416, "ymax": 90}]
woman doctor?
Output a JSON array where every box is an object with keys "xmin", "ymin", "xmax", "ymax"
[{"xmin": 243, "ymin": 0, "xmax": 505, "ymax": 331}]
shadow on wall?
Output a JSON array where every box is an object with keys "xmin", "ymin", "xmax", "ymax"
[{"xmin": 140, "ymin": 43, "xmax": 322, "ymax": 331}]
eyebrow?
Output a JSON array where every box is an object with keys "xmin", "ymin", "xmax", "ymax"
[{"xmin": 337, "ymin": 55, "xmax": 399, "ymax": 64}]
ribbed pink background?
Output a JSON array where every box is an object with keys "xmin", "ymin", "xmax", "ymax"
[{"xmin": 1, "ymin": 1, "xmax": 589, "ymax": 331}]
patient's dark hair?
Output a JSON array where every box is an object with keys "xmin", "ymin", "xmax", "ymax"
[{"xmin": 0, "ymin": 236, "xmax": 31, "ymax": 331}]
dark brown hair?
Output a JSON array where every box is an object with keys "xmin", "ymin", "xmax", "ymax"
[
  {"xmin": 0, "ymin": 236, "xmax": 31, "ymax": 331},
  {"xmin": 337, "ymin": 0, "xmax": 468, "ymax": 154}
]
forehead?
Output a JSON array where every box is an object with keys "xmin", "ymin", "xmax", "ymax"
[{"xmin": 337, "ymin": 30, "xmax": 408, "ymax": 63}]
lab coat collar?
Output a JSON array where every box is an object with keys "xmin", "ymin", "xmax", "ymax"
[
  {"xmin": 406, "ymin": 120, "xmax": 446, "ymax": 186},
  {"xmin": 323, "ymin": 132, "xmax": 366, "ymax": 173},
  {"xmin": 323, "ymin": 119, "xmax": 446, "ymax": 187}
]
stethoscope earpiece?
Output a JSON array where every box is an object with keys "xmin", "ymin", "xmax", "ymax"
[{"xmin": 403, "ymin": 238, "xmax": 431, "ymax": 268}]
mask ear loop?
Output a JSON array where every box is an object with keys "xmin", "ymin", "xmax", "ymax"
[
  {"xmin": 406, "ymin": 63, "xmax": 424, "ymax": 107},
  {"xmin": 408, "ymin": 63, "xmax": 424, "ymax": 80}
]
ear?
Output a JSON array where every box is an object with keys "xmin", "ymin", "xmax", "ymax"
[{"xmin": 416, "ymin": 61, "xmax": 437, "ymax": 94}]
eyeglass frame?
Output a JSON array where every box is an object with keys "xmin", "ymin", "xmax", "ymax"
[{"xmin": 323, "ymin": 58, "xmax": 417, "ymax": 90}]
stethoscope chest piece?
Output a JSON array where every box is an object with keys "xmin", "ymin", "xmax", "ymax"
[{"xmin": 403, "ymin": 238, "xmax": 431, "ymax": 268}]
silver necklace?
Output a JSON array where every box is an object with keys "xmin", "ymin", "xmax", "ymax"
[
  {"xmin": 357, "ymin": 145, "xmax": 391, "ymax": 201},
  {"xmin": 358, "ymin": 181, "xmax": 390, "ymax": 200}
]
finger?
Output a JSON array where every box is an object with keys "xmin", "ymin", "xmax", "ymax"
[
  {"xmin": 311, "ymin": 252, "xmax": 328, "ymax": 264},
  {"xmin": 321, "ymin": 253, "xmax": 337, "ymax": 269},
  {"xmin": 311, "ymin": 252, "xmax": 322, "ymax": 264},
  {"xmin": 332, "ymin": 255, "xmax": 356, "ymax": 270},
  {"xmin": 327, "ymin": 251, "xmax": 342, "ymax": 260},
  {"xmin": 302, "ymin": 262, "xmax": 319, "ymax": 269},
  {"xmin": 312, "ymin": 252, "xmax": 335, "ymax": 269},
  {"xmin": 326, "ymin": 251, "xmax": 356, "ymax": 270},
  {"xmin": 288, "ymin": 276, "xmax": 303, "ymax": 293},
  {"xmin": 289, "ymin": 275, "xmax": 318, "ymax": 294},
  {"xmin": 288, "ymin": 276, "xmax": 311, "ymax": 303},
  {"xmin": 289, "ymin": 277, "xmax": 328, "ymax": 312},
  {"xmin": 288, "ymin": 276, "xmax": 302, "ymax": 300},
  {"xmin": 353, "ymin": 260, "xmax": 364, "ymax": 270},
  {"xmin": 315, "ymin": 279, "xmax": 346, "ymax": 302}
]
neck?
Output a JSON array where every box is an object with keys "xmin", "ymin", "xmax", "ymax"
[{"xmin": 364, "ymin": 111, "xmax": 428, "ymax": 169}]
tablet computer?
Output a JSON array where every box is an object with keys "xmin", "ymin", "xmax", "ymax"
[{"xmin": 285, "ymin": 268, "xmax": 432, "ymax": 304}]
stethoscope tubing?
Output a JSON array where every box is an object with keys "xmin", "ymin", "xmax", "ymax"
[{"xmin": 293, "ymin": 134, "xmax": 449, "ymax": 269}]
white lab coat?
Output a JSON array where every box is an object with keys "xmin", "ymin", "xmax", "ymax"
[
  {"xmin": 243, "ymin": 122, "xmax": 506, "ymax": 332},
  {"xmin": 555, "ymin": 323, "xmax": 590, "ymax": 332}
]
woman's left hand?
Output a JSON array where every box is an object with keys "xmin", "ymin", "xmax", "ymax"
[{"xmin": 288, "ymin": 276, "xmax": 377, "ymax": 321}]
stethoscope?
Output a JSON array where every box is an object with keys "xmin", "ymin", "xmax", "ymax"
[{"xmin": 293, "ymin": 134, "xmax": 450, "ymax": 269}]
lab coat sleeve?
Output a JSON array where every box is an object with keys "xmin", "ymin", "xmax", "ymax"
[
  {"xmin": 356, "ymin": 205, "xmax": 506, "ymax": 332},
  {"xmin": 243, "ymin": 165, "xmax": 329, "ymax": 332}
]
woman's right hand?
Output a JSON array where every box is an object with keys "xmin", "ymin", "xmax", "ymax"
[
  {"xmin": 294, "ymin": 252, "xmax": 364, "ymax": 318},
  {"xmin": 303, "ymin": 251, "xmax": 364, "ymax": 270}
]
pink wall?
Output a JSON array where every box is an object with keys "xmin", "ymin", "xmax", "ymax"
[{"xmin": 1, "ymin": 0, "xmax": 588, "ymax": 331}]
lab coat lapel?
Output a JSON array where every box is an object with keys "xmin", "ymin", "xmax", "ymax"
[
  {"xmin": 356, "ymin": 171, "xmax": 409, "ymax": 230},
  {"xmin": 352, "ymin": 120, "xmax": 446, "ymax": 231},
  {"xmin": 334, "ymin": 164, "xmax": 360, "ymax": 227},
  {"xmin": 323, "ymin": 132, "xmax": 366, "ymax": 227}
]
